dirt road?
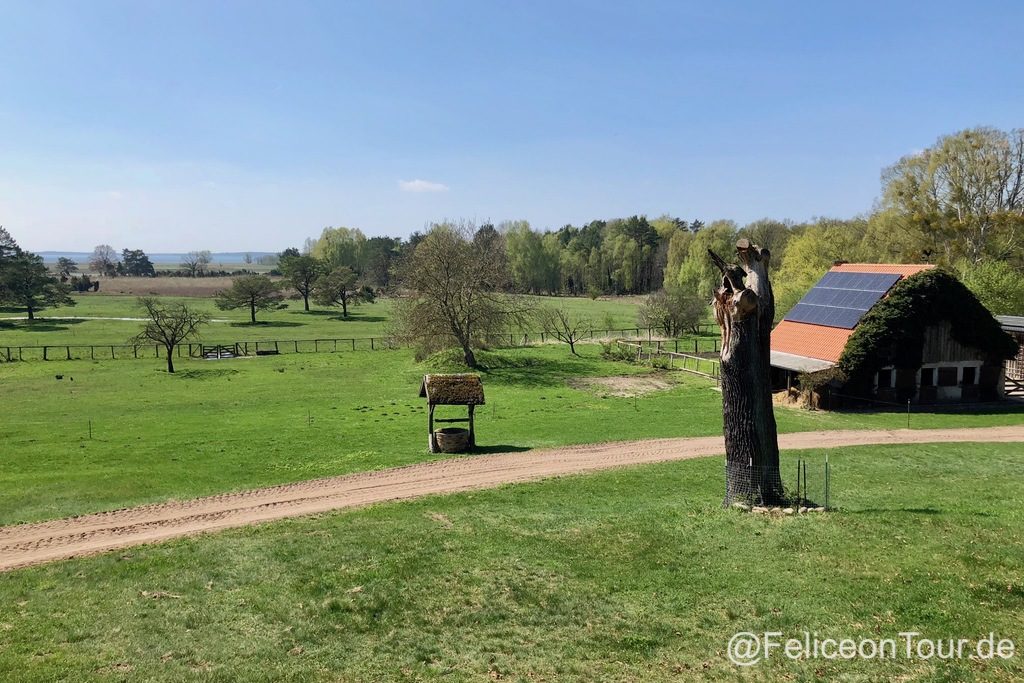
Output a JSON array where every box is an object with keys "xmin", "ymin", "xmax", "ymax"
[{"xmin": 2, "ymin": 426, "xmax": 1022, "ymax": 571}]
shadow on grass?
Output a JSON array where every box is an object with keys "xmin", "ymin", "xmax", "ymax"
[
  {"xmin": 471, "ymin": 445, "xmax": 531, "ymax": 454},
  {"xmin": 0, "ymin": 319, "xmax": 87, "ymax": 333},
  {"xmin": 421, "ymin": 348, "xmax": 614, "ymax": 388},
  {"xmin": 289, "ymin": 310, "xmax": 388, "ymax": 323},
  {"xmin": 228, "ymin": 321, "xmax": 305, "ymax": 328},
  {"xmin": 850, "ymin": 507, "xmax": 942, "ymax": 515},
  {"xmin": 174, "ymin": 368, "xmax": 241, "ymax": 380}
]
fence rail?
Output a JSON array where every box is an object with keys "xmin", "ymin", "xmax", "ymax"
[
  {"xmin": 616, "ymin": 339, "xmax": 722, "ymax": 381},
  {"xmin": 0, "ymin": 326, "xmax": 722, "ymax": 363}
]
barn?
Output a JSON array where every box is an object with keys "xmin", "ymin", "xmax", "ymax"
[
  {"xmin": 998, "ymin": 315, "xmax": 1024, "ymax": 396},
  {"xmin": 770, "ymin": 264, "xmax": 1019, "ymax": 406}
]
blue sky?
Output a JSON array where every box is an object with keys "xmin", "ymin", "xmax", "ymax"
[{"xmin": 1, "ymin": 1, "xmax": 1021, "ymax": 252}]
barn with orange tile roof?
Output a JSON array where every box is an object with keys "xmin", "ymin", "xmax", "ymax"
[{"xmin": 769, "ymin": 263, "xmax": 1017, "ymax": 405}]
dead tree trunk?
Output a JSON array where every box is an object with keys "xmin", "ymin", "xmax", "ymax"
[{"xmin": 709, "ymin": 239, "xmax": 784, "ymax": 506}]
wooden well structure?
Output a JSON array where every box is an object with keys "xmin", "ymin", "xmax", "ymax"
[{"xmin": 419, "ymin": 374, "xmax": 484, "ymax": 453}]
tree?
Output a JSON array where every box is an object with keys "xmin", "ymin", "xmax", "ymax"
[
  {"xmin": 709, "ymin": 239, "xmax": 784, "ymax": 506},
  {"xmin": 772, "ymin": 218, "xmax": 871, "ymax": 318},
  {"xmin": 538, "ymin": 306, "xmax": 591, "ymax": 355},
  {"xmin": 391, "ymin": 222, "xmax": 529, "ymax": 367},
  {"xmin": 89, "ymin": 245, "xmax": 119, "ymax": 277},
  {"xmin": 957, "ymin": 259, "xmax": 1024, "ymax": 316},
  {"xmin": 0, "ymin": 251, "xmax": 75, "ymax": 320},
  {"xmin": 279, "ymin": 253, "xmax": 324, "ymax": 311},
  {"xmin": 56, "ymin": 257, "xmax": 78, "ymax": 280},
  {"xmin": 313, "ymin": 266, "xmax": 373, "ymax": 318},
  {"xmin": 637, "ymin": 286, "xmax": 705, "ymax": 337},
  {"xmin": 182, "ymin": 250, "xmax": 212, "ymax": 277},
  {"xmin": 0, "ymin": 226, "xmax": 18, "ymax": 260},
  {"xmin": 215, "ymin": 274, "xmax": 283, "ymax": 324},
  {"xmin": 121, "ymin": 249, "xmax": 156, "ymax": 277},
  {"xmin": 310, "ymin": 226, "xmax": 367, "ymax": 273},
  {"xmin": 880, "ymin": 127, "xmax": 1024, "ymax": 265},
  {"xmin": 363, "ymin": 236, "xmax": 403, "ymax": 288},
  {"xmin": 133, "ymin": 297, "xmax": 209, "ymax": 373}
]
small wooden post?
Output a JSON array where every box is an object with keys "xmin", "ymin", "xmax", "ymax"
[
  {"xmin": 468, "ymin": 404, "xmax": 476, "ymax": 447},
  {"xmin": 43, "ymin": 346, "xmax": 48, "ymax": 361},
  {"xmin": 428, "ymin": 404, "xmax": 437, "ymax": 452}
]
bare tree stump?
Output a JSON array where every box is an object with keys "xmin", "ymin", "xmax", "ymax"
[{"xmin": 710, "ymin": 239, "xmax": 785, "ymax": 506}]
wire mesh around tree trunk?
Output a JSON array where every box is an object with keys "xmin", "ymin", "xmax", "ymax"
[{"xmin": 725, "ymin": 457, "xmax": 832, "ymax": 510}]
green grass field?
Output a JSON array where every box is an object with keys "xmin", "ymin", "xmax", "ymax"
[
  {"xmin": 0, "ymin": 294, "xmax": 657, "ymax": 349},
  {"xmin": 2, "ymin": 345, "xmax": 1021, "ymax": 525},
  {"xmin": 1, "ymin": 441, "xmax": 1021, "ymax": 681}
]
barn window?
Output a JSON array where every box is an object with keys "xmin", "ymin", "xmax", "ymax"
[
  {"xmin": 937, "ymin": 367, "xmax": 958, "ymax": 386},
  {"xmin": 920, "ymin": 367, "xmax": 935, "ymax": 387},
  {"xmin": 962, "ymin": 366, "xmax": 977, "ymax": 385},
  {"xmin": 877, "ymin": 369, "xmax": 893, "ymax": 389}
]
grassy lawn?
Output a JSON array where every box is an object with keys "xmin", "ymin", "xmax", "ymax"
[
  {"xmin": 1, "ymin": 345, "xmax": 1021, "ymax": 525},
  {"xmin": 0, "ymin": 442, "xmax": 1021, "ymax": 681},
  {"xmin": 0, "ymin": 294, "xmax": 656, "ymax": 349}
]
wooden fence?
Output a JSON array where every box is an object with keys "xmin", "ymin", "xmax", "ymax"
[
  {"xmin": 616, "ymin": 339, "xmax": 721, "ymax": 381},
  {"xmin": 0, "ymin": 325, "xmax": 722, "ymax": 363}
]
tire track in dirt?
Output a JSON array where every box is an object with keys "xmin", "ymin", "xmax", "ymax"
[{"xmin": 2, "ymin": 426, "xmax": 1021, "ymax": 571}]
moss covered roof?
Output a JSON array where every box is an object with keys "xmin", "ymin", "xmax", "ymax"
[
  {"xmin": 837, "ymin": 269, "xmax": 1019, "ymax": 380},
  {"xmin": 419, "ymin": 374, "xmax": 485, "ymax": 405}
]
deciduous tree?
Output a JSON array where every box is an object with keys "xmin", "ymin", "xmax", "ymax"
[
  {"xmin": 280, "ymin": 253, "xmax": 324, "ymax": 311},
  {"xmin": 538, "ymin": 306, "xmax": 591, "ymax": 355},
  {"xmin": 1, "ymin": 251, "xmax": 75, "ymax": 320},
  {"xmin": 313, "ymin": 266, "xmax": 372, "ymax": 318},
  {"xmin": 89, "ymin": 244, "xmax": 119, "ymax": 277},
  {"xmin": 215, "ymin": 274, "xmax": 283, "ymax": 324},
  {"xmin": 391, "ymin": 222, "xmax": 529, "ymax": 367},
  {"xmin": 133, "ymin": 297, "xmax": 209, "ymax": 373},
  {"xmin": 182, "ymin": 250, "xmax": 212, "ymax": 277}
]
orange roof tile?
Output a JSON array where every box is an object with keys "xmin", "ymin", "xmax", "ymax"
[
  {"xmin": 771, "ymin": 321, "xmax": 852, "ymax": 363},
  {"xmin": 770, "ymin": 263, "xmax": 936, "ymax": 364},
  {"xmin": 829, "ymin": 263, "xmax": 934, "ymax": 277}
]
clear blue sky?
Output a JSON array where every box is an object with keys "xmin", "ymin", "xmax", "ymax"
[{"xmin": 2, "ymin": 1, "xmax": 1021, "ymax": 252}]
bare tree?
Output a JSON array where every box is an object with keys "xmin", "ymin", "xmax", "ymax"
[
  {"xmin": 89, "ymin": 244, "xmax": 119, "ymax": 277},
  {"xmin": 391, "ymin": 222, "xmax": 527, "ymax": 367},
  {"xmin": 133, "ymin": 297, "xmax": 209, "ymax": 373},
  {"xmin": 182, "ymin": 250, "xmax": 212, "ymax": 277},
  {"xmin": 538, "ymin": 306, "xmax": 591, "ymax": 355},
  {"xmin": 709, "ymin": 239, "xmax": 784, "ymax": 506}
]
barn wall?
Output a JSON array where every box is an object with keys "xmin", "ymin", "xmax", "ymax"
[
  {"xmin": 921, "ymin": 322, "xmax": 989, "ymax": 364},
  {"xmin": 846, "ymin": 321, "xmax": 1004, "ymax": 405}
]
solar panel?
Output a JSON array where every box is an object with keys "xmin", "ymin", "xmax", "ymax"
[{"xmin": 782, "ymin": 271, "xmax": 900, "ymax": 329}]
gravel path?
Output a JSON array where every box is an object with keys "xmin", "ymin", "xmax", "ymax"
[{"xmin": 2, "ymin": 426, "xmax": 1021, "ymax": 571}]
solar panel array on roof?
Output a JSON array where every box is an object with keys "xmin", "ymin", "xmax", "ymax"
[{"xmin": 783, "ymin": 272, "xmax": 900, "ymax": 329}]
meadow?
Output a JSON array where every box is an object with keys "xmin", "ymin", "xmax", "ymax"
[
  {"xmin": 0, "ymin": 291, "xmax": 655, "ymax": 349},
  {"xmin": 0, "ymin": 441, "xmax": 1021, "ymax": 681},
  {"xmin": 2, "ymin": 344, "xmax": 1022, "ymax": 525},
  {"xmin": 1, "ymin": 292, "xmax": 1022, "ymax": 681}
]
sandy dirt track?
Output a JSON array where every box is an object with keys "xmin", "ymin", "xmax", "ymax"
[{"xmin": 2, "ymin": 426, "xmax": 1022, "ymax": 571}]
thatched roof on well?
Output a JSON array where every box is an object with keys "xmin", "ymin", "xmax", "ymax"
[{"xmin": 419, "ymin": 374, "xmax": 485, "ymax": 405}]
